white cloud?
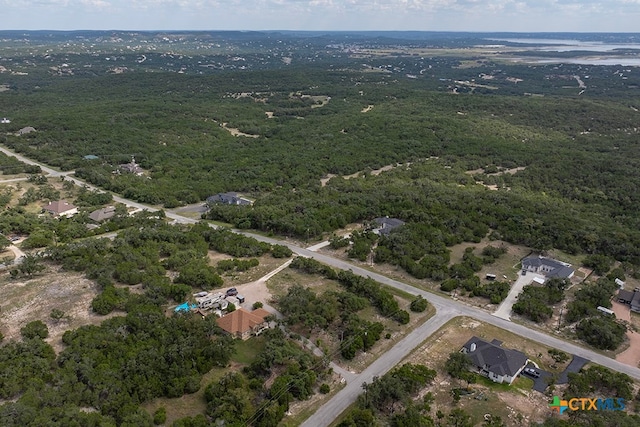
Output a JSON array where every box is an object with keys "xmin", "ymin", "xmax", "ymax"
[{"xmin": 0, "ymin": 0, "xmax": 638, "ymax": 31}]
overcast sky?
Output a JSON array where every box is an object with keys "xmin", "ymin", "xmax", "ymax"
[{"xmin": 1, "ymin": 0, "xmax": 639, "ymax": 32}]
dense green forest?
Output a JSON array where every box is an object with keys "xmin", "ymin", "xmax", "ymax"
[{"xmin": 2, "ymin": 31, "xmax": 640, "ymax": 426}]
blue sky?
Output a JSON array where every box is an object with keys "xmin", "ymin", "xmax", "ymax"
[{"xmin": 1, "ymin": 0, "xmax": 639, "ymax": 32}]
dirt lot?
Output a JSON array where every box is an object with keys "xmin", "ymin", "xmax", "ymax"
[
  {"xmin": 403, "ymin": 317, "xmax": 566, "ymax": 426},
  {"xmin": 0, "ymin": 264, "xmax": 120, "ymax": 353}
]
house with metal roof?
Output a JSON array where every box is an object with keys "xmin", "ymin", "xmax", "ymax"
[{"xmin": 460, "ymin": 336, "xmax": 529, "ymax": 384}]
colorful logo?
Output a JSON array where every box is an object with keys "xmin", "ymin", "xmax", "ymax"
[
  {"xmin": 549, "ymin": 396, "xmax": 625, "ymax": 414},
  {"xmin": 549, "ymin": 396, "xmax": 568, "ymax": 414}
]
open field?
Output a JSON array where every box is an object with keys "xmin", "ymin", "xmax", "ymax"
[{"xmin": 0, "ymin": 265, "xmax": 121, "ymax": 354}]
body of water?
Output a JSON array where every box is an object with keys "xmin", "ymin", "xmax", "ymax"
[{"xmin": 489, "ymin": 38, "xmax": 640, "ymax": 66}]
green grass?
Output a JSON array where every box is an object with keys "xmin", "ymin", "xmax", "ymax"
[{"xmin": 231, "ymin": 336, "xmax": 266, "ymax": 364}]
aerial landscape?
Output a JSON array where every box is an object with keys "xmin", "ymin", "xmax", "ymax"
[{"xmin": 1, "ymin": 4, "xmax": 640, "ymax": 427}]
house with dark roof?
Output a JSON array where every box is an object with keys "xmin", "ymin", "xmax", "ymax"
[
  {"xmin": 89, "ymin": 206, "xmax": 116, "ymax": 223},
  {"xmin": 521, "ymin": 255, "xmax": 574, "ymax": 279},
  {"xmin": 42, "ymin": 200, "xmax": 78, "ymax": 218},
  {"xmin": 216, "ymin": 308, "xmax": 271, "ymax": 340},
  {"xmin": 615, "ymin": 288, "xmax": 640, "ymax": 312},
  {"xmin": 372, "ymin": 217, "xmax": 405, "ymax": 236},
  {"xmin": 460, "ymin": 336, "xmax": 529, "ymax": 384},
  {"xmin": 206, "ymin": 192, "xmax": 253, "ymax": 206}
]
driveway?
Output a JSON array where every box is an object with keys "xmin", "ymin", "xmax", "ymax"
[
  {"xmin": 523, "ymin": 363, "xmax": 553, "ymax": 392},
  {"xmin": 493, "ymin": 271, "xmax": 544, "ymax": 320},
  {"xmin": 557, "ymin": 355, "xmax": 588, "ymax": 384}
]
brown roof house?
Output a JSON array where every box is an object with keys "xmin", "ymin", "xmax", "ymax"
[
  {"xmin": 460, "ymin": 336, "xmax": 529, "ymax": 384},
  {"xmin": 216, "ymin": 308, "xmax": 271, "ymax": 340},
  {"xmin": 42, "ymin": 200, "xmax": 78, "ymax": 218}
]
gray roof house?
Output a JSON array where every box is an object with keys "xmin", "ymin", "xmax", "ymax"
[
  {"xmin": 206, "ymin": 192, "xmax": 253, "ymax": 206},
  {"xmin": 618, "ymin": 289, "xmax": 635, "ymax": 305},
  {"xmin": 460, "ymin": 336, "xmax": 529, "ymax": 384},
  {"xmin": 89, "ymin": 206, "xmax": 116, "ymax": 223},
  {"xmin": 521, "ymin": 255, "xmax": 574, "ymax": 279},
  {"xmin": 119, "ymin": 157, "xmax": 144, "ymax": 175},
  {"xmin": 372, "ymin": 217, "xmax": 405, "ymax": 235}
]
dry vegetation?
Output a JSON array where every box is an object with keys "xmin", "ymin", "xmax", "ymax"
[
  {"xmin": 404, "ymin": 316, "xmax": 569, "ymax": 426},
  {"xmin": 0, "ymin": 264, "xmax": 121, "ymax": 354}
]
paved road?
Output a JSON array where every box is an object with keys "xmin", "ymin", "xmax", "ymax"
[
  {"xmin": 4, "ymin": 144, "xmax": 640, "ymax": 425},
  {"xmin": 0, "ymin": 146, "xmax": 72, "ymax": 177},
  {"xmin": 301, "ymin": 310, "xmax": 458, "ymax": 427}
]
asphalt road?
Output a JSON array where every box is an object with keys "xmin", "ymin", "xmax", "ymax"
[{"xmin": 3, "ymin": 145, "xmax": 640, "ymax": 426}]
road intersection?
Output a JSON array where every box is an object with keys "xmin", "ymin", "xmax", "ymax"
[{"xmin": 2, "ymin": 145, "xmax": 640, "ymax": 426}]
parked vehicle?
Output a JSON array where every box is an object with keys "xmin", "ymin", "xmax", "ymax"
[
  {"xmin": 523, "ymin": 367, "xmax": 540, "ymax": 378},
  {"xmin": 226, "ymin": 287, "xmax": 238, "ymax": 296}
]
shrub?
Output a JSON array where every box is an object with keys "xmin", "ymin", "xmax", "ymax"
[
  {"xmin": 21, "ymin": 320, "xmax": 49, "ymax": 340},
  {"xmin": 409, "ymin": 296, "xmax": 428, "ymax": 312},
  {"xmin": 253, "ymin": 301, "xmax": 264, "ymax": 309},
  {"xmin": 153, "ymin": 407, "xmax": 167, "ymax": 425},
  {"xmin": 319, "ymin": 383, "xmax": 330, "ymax": 394}
]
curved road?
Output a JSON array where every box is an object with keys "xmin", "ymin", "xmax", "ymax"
[{"xmin": 3, "ymin": 145, "xmax": 640, "ymax": 426}]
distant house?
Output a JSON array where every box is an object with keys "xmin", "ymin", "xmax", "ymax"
[
  {"xmin": 16, "ymin": 126, "xmax": 36, "ymax": 135},
  {"xmin": 42, "ymin": 200, "xmax": 78, "ymax": 218},
  {"xmin": 206, "ymin": 192, "xmax": 253, "ymax": 206},
  {"xmin": 460, "ymin": 336, "xmax": 529, "ymax": 384},
  {"xmin": 89, "ymin": 206, "xmax": 116, "ymax": 223},
  {"xmin": 0, "ymin": 118, "xmax": 10, "ymax": 124},
  {"xmin": 372, "ymin": 217, "xmax": 405, "ymax": 235},
  {"xmin": 521, "ymin": 255, "xmax": 574, "ymax": 279},
  {"xmin": 119, "ymin": 157, "xmax": 144, "ymax": 175},
  {"xmin": 83, "ymin": 154, "xmax": 99, "ymax": 160},
  {"xmin": 216, "ymin": 308, "xmax": 271, "ymax": 340}
]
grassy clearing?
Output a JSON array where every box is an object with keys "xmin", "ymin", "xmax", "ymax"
[
  {"xmin": 213, "ymin": 253, "xmax": 291, "ymax": 287},
  {"xmin": 142, "ymin": 366, "xmax": 226, "ymax": 426},
  {"xmin": 231, "ymin": 336, "xmax": 266, "ymax": 364}
]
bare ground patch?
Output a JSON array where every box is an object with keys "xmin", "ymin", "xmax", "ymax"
[
  {"xmin": 0, "ymin": 265, "xmax": 120, "ymax": 353},
  {"xmin": 403, "ymin": 317, "xmax": 562, "ymax": 425}
]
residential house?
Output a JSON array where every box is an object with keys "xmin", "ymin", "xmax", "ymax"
[
  {"xmin": 616, "ymin": 289, "xmax": 640, "ymax": 313},
  {"xmin": 460, "ymin": 336, "xmax": 529, "ymax": 384},
  {"xmin": 1, "ymin": 118, "xmax": 10, "ymax": 124},
  {"xmin": 617, "ymin": 289, "xmax": 635, "ymax": 305},
  {"xmin": 372, "ymin": 217, "xmax": 405, "ymax": 236},
  {"xmin": 216, "ymin": 308, "xmax": 271, "ymax": 340},
  {"xmin": 206, "ymin": 192, "xmax": 253, "ymax": 206},
  {"xmin": 42, "ymin": 200, "xmax": 78, "ymax": 218},
  {"xmin": 119, "ymin": 157, "xmax": 144, "ymax": 175},
  {"xmin": 16, "ymin": 126, "xmax": 36, "ymax": 135},
  {"xmin": 521, "ymin": 255, "xmax": 574, "ymax": 279},
  {"xmin": 89, "ymin": 206, "xmax": 116, "ymax": 223}
]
